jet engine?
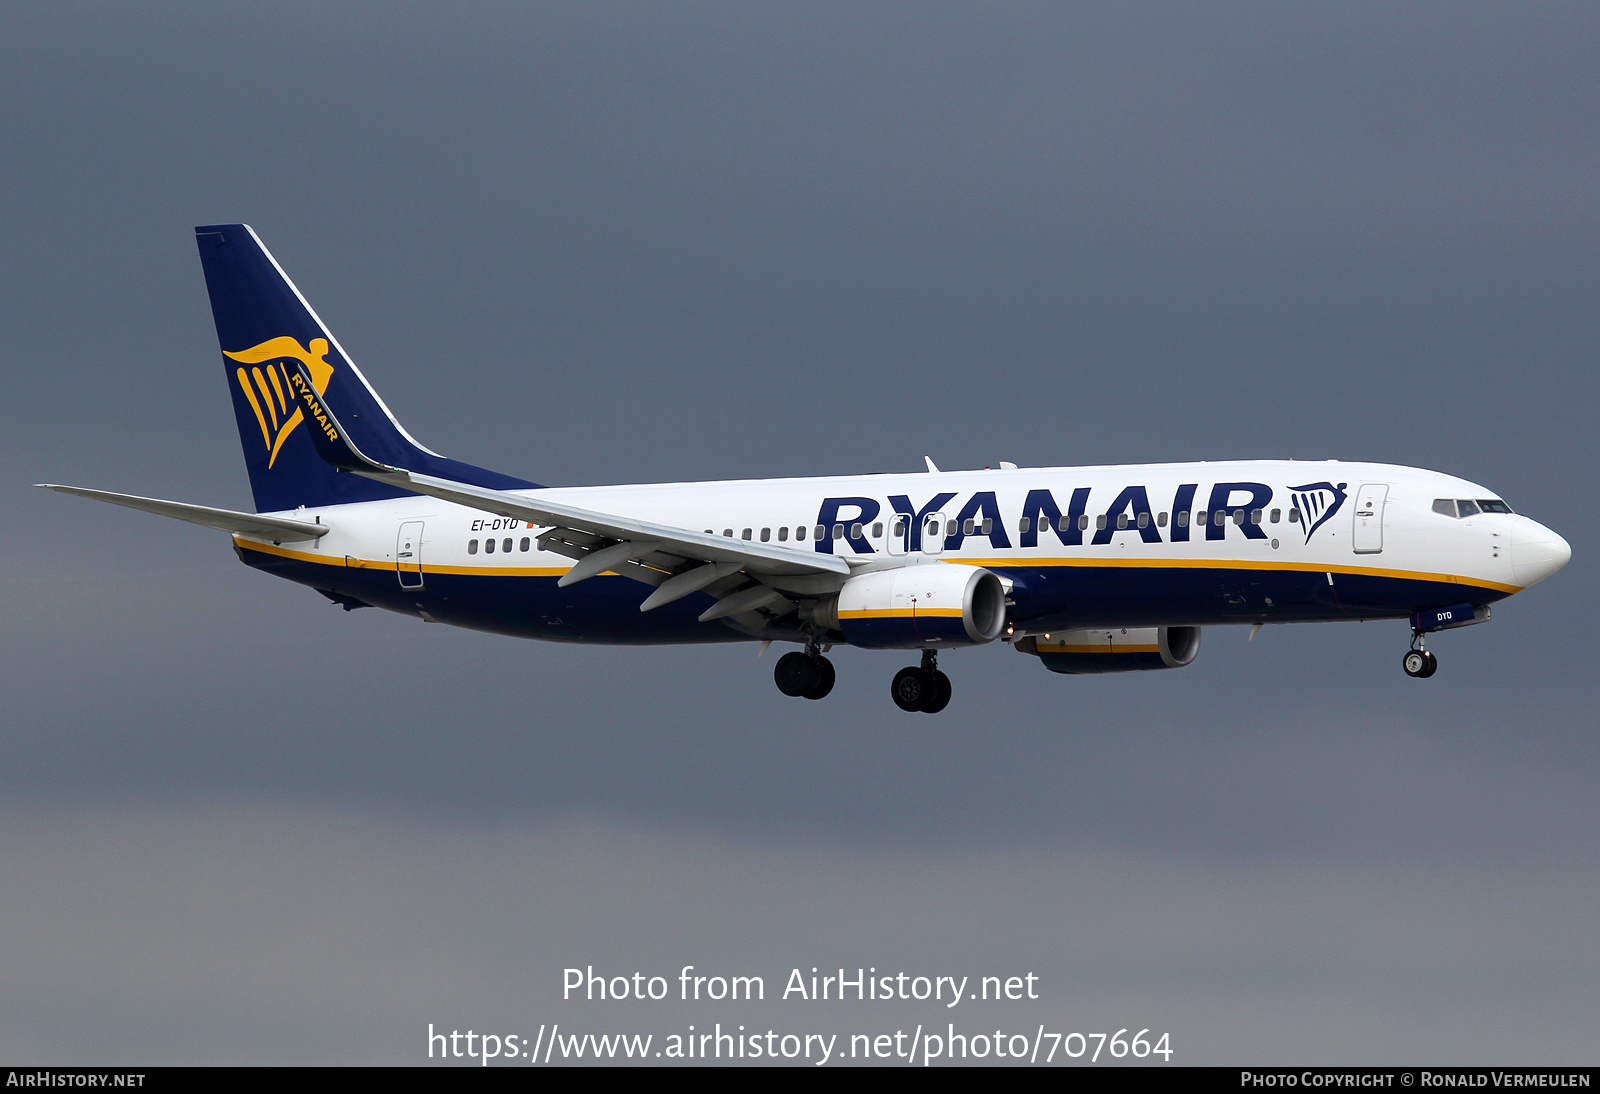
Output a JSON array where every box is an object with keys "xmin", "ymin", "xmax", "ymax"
[
  {"xmin": 1016, "ymin": 627, "xmax": 1201, "ymax": 674},
  {"xmin": 807, "ymin": 564, "xmax": 1007, "ymax": 650}
]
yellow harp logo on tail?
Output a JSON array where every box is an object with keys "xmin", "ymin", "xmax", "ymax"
[{"xmin": 224, "ymin": 337, "xmax": 336, "ymax": 468}]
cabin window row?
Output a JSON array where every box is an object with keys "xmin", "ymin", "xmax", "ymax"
[
  {"xmin": 685, "ymin": 507, "xmax": 1332, "ymax": 546},
  {"xmin": 1011, "ymin": 508, "xmax": 1288, "ymax": 532},
  {"xmin": 687, "ymin": 508, "xmax": 1306, "ymax": 545},
  {"xmin": 464, "ymin": 505, "xmax": 1330, "ymax": 557},
  {"xmin": 704, "ymin": 524, "xmax": 893, "ymax": 543},
  {"xmin": 467, "ymin": 537, "xmax": 533, "ymax": 555}
]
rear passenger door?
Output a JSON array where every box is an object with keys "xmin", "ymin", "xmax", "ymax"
[{"xmin": 397, "ymin": 520, "xmax": 425, "ymax": 588}]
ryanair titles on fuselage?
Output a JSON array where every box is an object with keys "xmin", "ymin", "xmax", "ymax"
[{"xmin": 809, "ymin": 478, "xmax": 1345, "ymax": 555}]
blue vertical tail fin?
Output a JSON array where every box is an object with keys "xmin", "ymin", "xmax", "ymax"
[{"xmin": 195, "ymin": 224, "xmax": 534, "ymax": 512}]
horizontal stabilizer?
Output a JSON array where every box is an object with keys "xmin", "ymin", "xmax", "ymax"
[{"xmin": 36, "ymin": 485, "xmax": 328, "ymax": 541}]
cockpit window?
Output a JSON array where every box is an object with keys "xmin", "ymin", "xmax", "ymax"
[{"xmin": 1434, "ymin": 497, "xmax": 1513, "ymax": 518}]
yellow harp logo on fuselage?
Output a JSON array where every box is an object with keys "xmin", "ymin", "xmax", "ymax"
[{"xmin": 224, "ymin": 337, "xmax": 336, "ymax": 468}]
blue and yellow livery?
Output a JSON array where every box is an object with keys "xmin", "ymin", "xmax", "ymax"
[{"xmin": 37, "ymin": 226, "xmax": 1573, "ymax": 713}]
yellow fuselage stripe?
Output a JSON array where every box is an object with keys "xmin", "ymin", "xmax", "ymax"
[
  {"xmin": 235, "ymin": 538, "xmax": 568, "ymax": 577},
  {"xmin": 958, "ymin": 555, "xmax": 1520, "ymax": 595},
  {"xmin": 233, "ymin": 538, "xmax": 1518, "ymax": 595}
]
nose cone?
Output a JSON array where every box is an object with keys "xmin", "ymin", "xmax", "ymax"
[{"xmin": 1510, "ymin": 516, "xmax": 1572, "ymax": 588}]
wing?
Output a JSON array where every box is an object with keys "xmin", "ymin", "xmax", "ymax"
[
  {"xmin": 36, "ymin": 484, "xmax": 328, "ymax": 542},
  {"xmin": 287, "ymin": 363, "xmax": 851, "ymax": 619}
]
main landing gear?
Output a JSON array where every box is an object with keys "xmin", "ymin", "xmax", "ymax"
[
  {"xmin": 775, "ymin": 647, "xmax": 835, "ymax": 700},
  {"xmin": 1402, "ymin": 632, "xmax": 1439, "ymax": 679},
  {"xmin": 891, "ymin": 650, "xmax": 952, "ymax": 714}
]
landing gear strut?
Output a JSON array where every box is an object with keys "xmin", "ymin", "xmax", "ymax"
[
  {"xmin": 891, "ymin": 649, "xmax": 952, "ymax": 714},
  {"xmin": 1402, "ymin": 631, "xmax": 1438, "ymax": 678},
  {"xmin": 774, "ymin": 642, "xmax": 835, "ymax": 700}
]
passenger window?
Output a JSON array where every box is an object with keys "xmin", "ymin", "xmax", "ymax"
[
  {"xmin": 872, "ymin": 522, "xmax": 883, "ymax": 538},
  {"xmin": 1077, "ymin": 514, "xmax": 1089, "ymax": 531},
  {"xmin": 1019, "ymin": 516, "xmax": 1032, "ymax": 533},
  {"xmin": 1456, "ymin": 500, "xmax": 1481, "ymax": 518},
  {"xmin": 925, "ymin": 517, "xmax": 939, "ymax": 538},
  {"xmin": 1250, "ymin": 509, "xmax": 1262, "ymax": 525},
  {"xmin": 814, "ymin": 526, "xmax": 825, "ymax": 541},
  {"xmin": 963, "ymin": 518, "xmax": 975, "ymax": 536},
  {"xmin": 1157, "ymin": 512, "xmax": 1168, "ymax": 527},
  {"xmin": 1288, "ymin": 508, "xmax": 1301, "ymax": 524},
  {"xmin": 1096, "ymin": 514, "xmax": 1107, "ymax": 530},
  {"xmin": 1196, "ymin": 511, "xmax": 1208, "ymax": 526},
  {"xmin": 832, "ymin": 524, "xmax": 844, "ymax": 540},
  {"xmin": 1137, "ymin": 512, "xmax": 1149, "ymax": 529},
  {"xmin": 1116, "ymin": 514, "xmax": 1128, "ymax": 530},
  {"xmin": 723, "ymin": 528, "xmax": 733, "ymax": 537},
  {"xmin": 1270, "ymin": 509, "xmax": 1280, "ymax": 524},
  {"xmin": 981, "ymin": 518, "xmax": 993, "ymax": 535},
  {"xmin": 485, "ymin": 538, "xmax": 495, "ymax": 553},
  {"xmin": 520, "ymin": 537, "xmax": 530, "ymax": 551},
  {"xmin": 1177, "ymin": 511, "xmax": 1190, "ymax": 528},
  {"xmin": 946, "ymin": 519, "xmax": 957, "ymax": 536},
  {"xmin": 760, "ymin": 528, "xmax": 770, "ymax": 542},
  {"xmin": 503, "ymin": 537, "xmax": 513, "ymax": 552},
  {"xmin": 850, "ymin": 523, "xmax": 863, "ymax": 540},
  {"xmin": 468, "ymin": 539, "xmax": 478, "ymax": 554},
  {"xmin": 892, "ymin": 517, "xmax": 907, "ymax": 537},
  {"xmin": 741, "ymin": 528, "xmax": 752, "ymax": 540},
  {"xmin": 778, "ymin": 526, "xmax": 788, "ymax": 542}
]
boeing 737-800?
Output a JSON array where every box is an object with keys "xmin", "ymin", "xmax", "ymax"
[{"xmin": 40, "ymin": 225, "xmax": 1572, "ymax": 713}]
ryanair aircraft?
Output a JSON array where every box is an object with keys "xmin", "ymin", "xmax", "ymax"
[{"xmin": 40, "ymin": 225, "xmax": 1572, "ymax": 713}]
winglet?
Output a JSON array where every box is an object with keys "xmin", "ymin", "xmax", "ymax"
[
  {"xmin": 924, "ymin": 456, "xmax": 940, "ymax": 473},
  {"xmin": 288, "ymin": 363, "xmax": 395, "ymax": 475}
]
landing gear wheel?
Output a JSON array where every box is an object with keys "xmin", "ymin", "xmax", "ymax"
[
  {"xmin": 1403, "ymin": 649, "xmax": 1436, "ymax": 678},
  {"xmin": 920, "ymin": 670, "xmax": 952, "ymax": 714},
  {"xmin": 891, "ymin": 666, "xmax": 928, "ymax": 712},
  {"xmin": 803, "ymin": 656, "xmax": 836, "ymax": 700},
  {"xmin": 775, "ymin": 651, "xmax": 818, "ymax": 697}
]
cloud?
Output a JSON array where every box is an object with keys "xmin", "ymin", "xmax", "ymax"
[
  {"xmin": 1, "ymin": 805, "xmax": 1595, "ymax": 1063},
  {"xmin": 3, "ymin": 2, "xmax": 1597, "ymax": 1065}
]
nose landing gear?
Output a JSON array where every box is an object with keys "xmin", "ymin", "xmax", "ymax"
[
  {"xmin": 891, "ymin": 650, "xmax": 952, "ymax": 714},
  {"xmin": 775, "ymin": 646, "xmax": 835, "ymax": 700},
  {"xmin": 1402, "ymin": 633, "xmax": 1438, "ymax": 678}
]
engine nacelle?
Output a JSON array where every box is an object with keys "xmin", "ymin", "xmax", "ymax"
[
  {"xmin": 1016, "ymin": 627, "xmax": 1201, "ymax": 674},
  {"xmin": 809, "ymin": 564, "xmax": 1007, "ymax": 650}
]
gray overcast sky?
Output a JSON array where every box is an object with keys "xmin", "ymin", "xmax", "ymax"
[{"xmin": 2, "ymin": 1, "xmax": 1596, "ymax": 1064}]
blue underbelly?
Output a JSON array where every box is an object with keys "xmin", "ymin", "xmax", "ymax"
[{"xmin": 238, "ymin": 545, "xmax": 1508, "ymax": 643}]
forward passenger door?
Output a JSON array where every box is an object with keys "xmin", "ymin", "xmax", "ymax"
[{"xmin": 1352, "ymin": 485, "xmax": 1388, "ymax": 554}]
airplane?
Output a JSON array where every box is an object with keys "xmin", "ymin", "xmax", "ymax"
[{"xmin": 39, "ymin": 224, "xmax": 1572, "ymax": 713}]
